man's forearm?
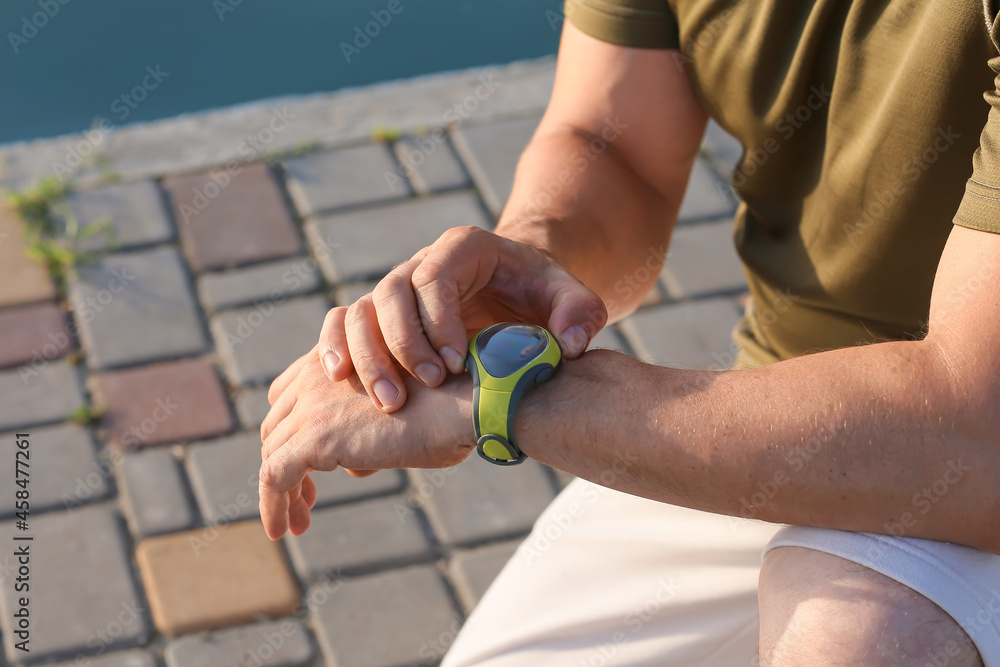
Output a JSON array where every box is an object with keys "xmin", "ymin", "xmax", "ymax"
[
  {"xmin": 509, "ymin": 341, "xmax": 998, "ymax": 554},
  {"xmin": 495, "ymin": 126, "xmax": 684, "ymax": 320}
]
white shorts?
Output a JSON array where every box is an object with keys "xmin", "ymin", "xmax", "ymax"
[{"xmin": 442, "ymin": 478, "xmax": 1000, "ymax": 666}]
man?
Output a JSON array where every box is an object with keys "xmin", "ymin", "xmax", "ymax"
[{"xmin": 259, "ymin": 1, "xmax": 1000, "ymax": 664}]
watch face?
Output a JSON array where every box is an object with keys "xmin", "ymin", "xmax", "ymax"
[{"xmin": 476, "ymin": 324, "xmax": 549, "ymax": 378}]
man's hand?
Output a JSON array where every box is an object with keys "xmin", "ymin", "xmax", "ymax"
[
  {"xmin": 316, "ymin": 226, "xmax": 608, "ymax": 412},
  {"xmin": 258, "ymin": 344, "xmax": 474, "ymax": 540}
]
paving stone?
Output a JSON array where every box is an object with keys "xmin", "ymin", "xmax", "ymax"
[
  {"xmin": 622, "ymin": 298, "xmax": 742, "ymax": 370},
  {"xmin": 50, "ymin": 649, "xmax": 157, "ymax": 667},
  {"xmin": 0, "ymin": 302, "xmax": 74, "ymax": 369},
  {"xmin": 448, "ymin": 541, "xmax": 520, "ymax": 613},
  {"xmin": 286, "ymin": 496, "xmax": 433, "ymax": 580},
  {"xmin": 305, "ymin": 192, "xmax": 491, "ymax": 283},
  {"xmin": 0, "ymin": 424, "xmax": 108, "ymax": 518},
  {"xmin": 90, "ymin": 358, "xmax": 235, "ymax": 449},
  {"xmin": 284, "ymin": 144, "xmax": 411, "ymax": 216},
  {"xmin": 0, "ymin": 507, "xmax": 149, "ymax": 662},
  {"xmin": 211, "ymin": 295, "xmax": 329, "ymax": 385},
  {"xmin": 662, "ymin": 220, "xmax": 746, "ymax": 298},
  {"xmin": 0, "ymin": 361, "xmax": 83, "ymax": 431},
  {"xmin": 67, "ymin": 180, "xmax": 174, "ymax": 251},
  {"xmin": 197, "ymin": 256, "xmax": 322, "ymax": 313},
  {"xmin": 393, "ymin": 134, "xmax": 471, "ymax": 194},
  {"xmin": 310, "ymin": 565, "xmax": 458, "ymax": 667},
  {"xmin": 118, "ymin": 448, "xmax": 196, "ymax": 537},
  {"xmin": 333, "ymin": 281, "xmax": 376, "ymax": 307},
  {"xmin": 452, "ymin": 115, "xmax": 541, "ymax": 216},
  {"xmin": 702, "ymin": 119, "xmax": 744, "ymax": 178},
  {"xmin": 0, "ymin": 206, "xmax": 57, "ymax": 307},
  {"xmin": 310, "ymin": 468, "xmax": 407, "ymax": 506},
  {"xmin": 135, "ymin": 519, "xmax": 300, "ymax": 636},
  {"xmin": 185, "ymin": 432, "xmax": 265, "ymax": 525},
  {"xmin": 588, "ymin": 326, "xmax": 633, "ymax": 356},
  {"xmin": 677, "ymin": 159, "xmax": 735, "ymax": 223},
  {"xmin": 165, "ymin": 162, "xmax": 302, "ymax": 272},
  {"xmin": 164, "ymin": 618, "xmax": 314, "ymax": 667},
  {"xmin": 68, "ymin": 246, "xmax": 207, "ymax": 369},
  {"xmin": 411, "ymin": 457, "xmax": 556, "ymax": 546},
  {"xmin": 234, "ymin": 386, "xmax": 272, "ymax": 428}
]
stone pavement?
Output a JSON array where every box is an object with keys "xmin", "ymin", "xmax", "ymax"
[{"xmin": 0, "ymin": 57, "xmax": 745, "ymax": 666}]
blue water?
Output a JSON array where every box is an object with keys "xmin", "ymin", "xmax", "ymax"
[{"xmin": 1, "ymin": 0, "xmax": 563, "ymax": 145}]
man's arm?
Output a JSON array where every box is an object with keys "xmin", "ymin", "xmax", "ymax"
[
  {"xmin": 495, "ymin": 21, "xmax": 707, "ymax": 319},
  {"xmin": 508, "ymin": 222, "xmax": 1000, "ymax": 555},
  {"xmin": 313, "ymin": 22, "xmax": 708, "ymax": 412}
]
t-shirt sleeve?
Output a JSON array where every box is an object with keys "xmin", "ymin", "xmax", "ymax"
[
  {"xmin": 564, "ymin": 0, "xmax": 680, "ymax": 50},
  {"xmin": 953, "ymin": 9, "xmax": 1000, "ymax": 233}
]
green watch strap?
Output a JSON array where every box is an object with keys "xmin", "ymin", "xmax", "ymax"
[{"xmin": 466, "ymin": 323, "xmax": 562, "ymax": 465}]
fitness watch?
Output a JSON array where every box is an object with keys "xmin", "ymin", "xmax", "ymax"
[{"xmin": 465, "ymin": 323, "xmax": 562, "ymax": 465}]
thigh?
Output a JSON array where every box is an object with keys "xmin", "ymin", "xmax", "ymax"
[
  {"xmin": 760, "ymin": 526, "xmax": 999, "ymax": 666},
  {"xmin": 442, "ymin": 478, "xmax": 783, "ymax": 667}
]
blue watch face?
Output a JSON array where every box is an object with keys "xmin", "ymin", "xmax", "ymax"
[{"xmin": 476, "ymin": 324, "xmax": 549, "ymax": 378}]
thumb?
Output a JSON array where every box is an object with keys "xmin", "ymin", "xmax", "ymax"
[{"xmin": 545, "ymin": 276, "xmax": 608, "ymax": 359}]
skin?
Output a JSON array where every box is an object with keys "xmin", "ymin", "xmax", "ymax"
[{"xmin": 258, "ymin": 21, "xmax": 996, "ymax": 661}]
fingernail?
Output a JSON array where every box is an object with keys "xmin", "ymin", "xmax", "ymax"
[
  {"xmin": 373, "ymin": 379, "xmax": 399, "ymax": 408},
  {"xmin": 322, "ymin": 351, "xmax": 339, "ymax": 378},
  {"xmin": 560, "ymin": 325, "xmax": 589, "ymax": 356},
  {"xmin": 440, "ymin": 346, "xmax": 465, "ymax": 373},
  {"xmin": 415, "ymin": 362, "xmax": 442, "ymax": 386}
]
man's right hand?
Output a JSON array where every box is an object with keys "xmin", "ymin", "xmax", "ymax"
[{"xmin": 316, "ymin": 225, "xmax": 608, "ymax": 412}]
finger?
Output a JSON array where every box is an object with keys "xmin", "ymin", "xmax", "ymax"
[
  {"xmin": 411, "ymin": 227, "xmax": 496, "ymax": 372},
  {"xmin": 317, "ymin": 307, "xmax": 353, "ymax": 381},
  {"xmin": 259, "ymin": 443, "xmax": 315, "ymax": 540},
  {"xmin": 345, "ymin": 295, "xmax": 407, "ymax": 412},
  {"xmin": 544, "ymin": 268, "xmax": 609, "ymax": 358},
  {"xmin": 260, "ymin": 386, "xmax": 297, "ymax": 443},
  {"xmin": 302, "ymin": 473, "xmax": 317, "ymax": 508},
  {"xmin": 267, "ymin": 345, "xmax": 316, "ymax": 406},
  {"xmin": 288, "ymin": 493, "xmax": 312, "ymax": 536},
  {"xmin": 373, "ymin": 256, "xmax": 446, "ymax": 387},
  {"xmin": 345, "ymin": 468, "xmax": 378, "ymax": 478}
]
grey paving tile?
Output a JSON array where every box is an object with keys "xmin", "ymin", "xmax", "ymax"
[
  {"xmin": 333, "ymin": 281, "xmax": 376, "ymax": 307},
  {"xmin": 198, "ymin": 257, "xmax": 322, "ymax": 314},
  {"xmin": 211, "ymin": 295, "xmax": 328, "ymax": 385},
  {"xmin": 305, "ymin": 191, "xmax": 491, "ymax": 283},
  {"xmin": 164, "ymin": 618, "xmax": 314, "ymax": 667},
  {"xmin": 50, "ymin": 649, "xmax": 157, "ymax": 667},
  {"xmin": 286, "ymin": 496, "xmax": 433, "ymax": 580},
  {"xmin": 284, "ymin": 144, "xmax": 411, "ymax": 216},
  {"xmin": 310, "ymin": 566, "xmax": 459, "ymax": 667},
  {"xmin": 677, "ymin": 159, "xmax": 735, "ymax": 223},
  {"xmin": 234, "ymin": 386, "xmax": 272, "ymax": 429},
  {"xmin": 448, "ymin": 541, "xmax": 520, "ymax": 613},
  {"xmin": 69, "ymin": 246, "xmax": 207, "ymax": 370},
  {"xmin": 0, "ymin": 507, "xmax": 148, "ymax": 663},
  {"xmin": 393, "ymin": 134, "xmax": 470, "ymax": 194},
  {"xmin": 118, "ymin": 448, "xmax": 196, "ymax": 538},
  {"xmin": 0, "ymin": 361, "xmax": 83, "ymax": 431},
  {"xmin": 451, "ymin": 115, "xmax": 541, "ymax": 216},
  {"xmin": 411, "ymin": 457, "xmax": 556, "ymax": 546},
  {"xmin": 185, "ymin": 432, "xmax": 264, "ymax": 525},
  {"xmin": 621, "ymin": 298, "xmax": 742, "ymax": 370},
  {"xmin": 310, "ymin": 468, "xmax": 407, "ymax": 507},
  {"xmin": 702, "ymin": 119, "xmax": 743, "ymax": 178},
  {"xmin": 0, "ymin": 424, "xmax": 108, "ymax": 518},
  {"xmin": 662, "ymin": 220, "xmax": 746, "ymax": 298},
  {"xmin": 67, "ymin": 180, "xmax": 174, "ymax": 251},
  {"xmin": 588, "ymin": 326, "xmax": 633, "ymax": 356}
]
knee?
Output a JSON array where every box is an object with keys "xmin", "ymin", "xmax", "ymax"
[{"xmin": 757, "ymin": 546, "xmax": 982, "ymax": 667}]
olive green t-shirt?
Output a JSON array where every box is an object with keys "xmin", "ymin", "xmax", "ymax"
[{"xmin": 566, "ymin": 0, "xmax": 1000, "ymax": 363}]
